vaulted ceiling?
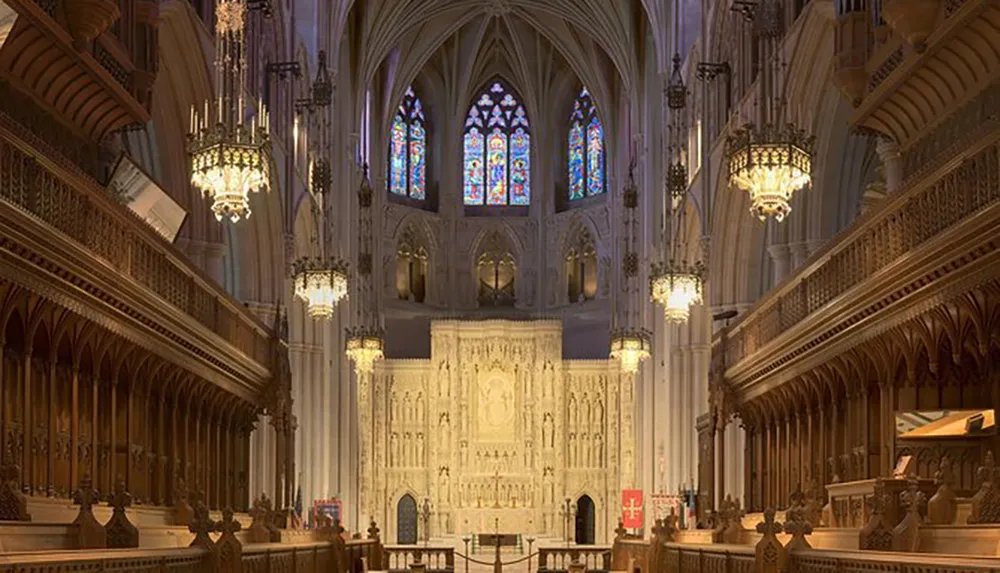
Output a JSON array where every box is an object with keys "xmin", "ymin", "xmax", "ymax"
[{"xmin": 343, "ymin": 0, "xmax": 652, "ymax": 127}]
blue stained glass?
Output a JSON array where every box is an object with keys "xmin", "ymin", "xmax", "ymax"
[
  {"xmin": 569, "ymin": 86, "xmax": 604, "ymax": 200},
  {"xmin": 463, "ymin": 78, "xmax": 530, "ymax": 205},
  {"xmin": 409, "ymin": 122, "xmax": 426, "ymax": 200},
  {"xmin": 569, "ymin": 122, "xmax": 584, "ymax": 200},
  {"xmin": 388, "ymin": 86, "xmax": 427, "ymax": 200},
  {"xmin": 463, "ymin": 128, "xmax": 484, "ymax": 204},
  {"xmin": 486, "ymin": 130, "xmax": 507, "ymax": 205},
  {"xmin": 488, "ymin": 105, "xmax": 506, "ymax": 127},
  {"xmin": 510, "ymin": 128, "xmax": 530, "ymax": 205},
  {"xmin": 389, "ymin": 114, "xmax": 407, "ymax": 195},
  {"xmin": 587, "ymin": 117, "xmax": 604, "ymax": 196}
]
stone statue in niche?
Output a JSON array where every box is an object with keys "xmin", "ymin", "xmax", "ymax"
[{"xmin": 417, "ymin": 433, "xmax": 425, "ymax": 464}]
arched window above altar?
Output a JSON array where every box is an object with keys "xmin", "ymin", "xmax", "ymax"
[{"xmin": 463, "ymin": 79, "xmax": 531, "ymax": 207}]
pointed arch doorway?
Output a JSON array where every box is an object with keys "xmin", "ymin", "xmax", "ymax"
[
  {"xmin": 397, "ymin": 494, "xmax": 418, "ymax": 544},
  {"xmin": 575, "ymin": 495, "xmax": 596, "ymax": 545}
]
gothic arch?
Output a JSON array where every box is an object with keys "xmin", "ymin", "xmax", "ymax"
[{"xmin": 471, "ymin": 228, "xmax": 520, "ymax": 307}]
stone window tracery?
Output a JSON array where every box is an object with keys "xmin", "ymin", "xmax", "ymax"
[
  {"xmin": 568, "ymin": 87, "xmax": 605, "ymax": 200},
  {"xmin": 388, "ymin": 86, "xmax": 427, "ymax": 200},
  {"xmin": 463, "ymin": 79, "xmax": 531, "ymax": 206}
]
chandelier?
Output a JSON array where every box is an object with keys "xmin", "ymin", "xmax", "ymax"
[
  {"xmin": 345, "ymin": 165, "xmax": 385, "ymax": 377},
  {"xmin": 651, "ymin": 52, "xmax": 705, "ymax": 325},
  {"xmin": 188, "ymin": 0, "xmax": 270, "ymax": 223},
  {"xmin": 609, "ymin": 151, "xmax": 651, "ymax": 375},
  {"xmin": 726, "ymin": 123, "xmax": 813, "ymax": 222},
  {"xmin": 292, "ymin": 52, "xmax": 349, "ymax": 321},
  {"xmin": 650, "ymin": 260, "xmax": 705, "ymax": 323},
  {"xmin": 292, "ymin": 257, "xmax": 349, "ymax": 319},
  {"xmin": 609, "ymin": 327, "xmax": 652, "ymax": 375},
  {"xmin": 345, "ymin": 325, "xmax": 385, "ymax": 375},
  {"xmin": 725, "ymin": 0, "xmax": 813, "ymax": 223}
]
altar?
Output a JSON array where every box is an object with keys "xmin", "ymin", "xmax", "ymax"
[{"xmin": 356, "ymin": 320, "xmax": 638, "ymax": 545}]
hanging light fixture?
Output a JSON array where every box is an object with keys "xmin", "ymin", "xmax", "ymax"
[
  {"xmin": 345, "ymin": 165, "xmax": 385, "ymax": 376},
  {"xmin": 650, "ymin": 54, "xmax": 705, "ymax": 324},
  {"xmin": 290, "ymin": 51, "xmax": 349, "ymax": 320},
  {"xmin": 725, "ymin": 0, "xmax": 813, "ymax": 222},
  {"xmin": 188, "ymin": 0, "xmax": 271, "ymax": 223},
  {"xmin": 610, "ymin": 150, "xmax": 652, "ymax": 375}
]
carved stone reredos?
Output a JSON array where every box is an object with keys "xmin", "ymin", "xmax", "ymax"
[{"xmin": 362, "ymin": 319, "xmax": 630, "ymax": 542}]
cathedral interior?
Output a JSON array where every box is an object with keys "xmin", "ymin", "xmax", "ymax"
[{"xmin": 0, "ymin": 0, "xmax": 999, "ymax": 570}]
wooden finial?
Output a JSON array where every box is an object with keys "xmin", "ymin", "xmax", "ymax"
[
  {"xmin": 188, "ymin": 499, "xmax": 217, "ymax": 549},
  {"xmin": 73, "ymin": 473, "xmax": 106, "ymax": 549},
  {"xmin": 105, "ymin": 476, "xmax": 139, "ymax": 548},
  {"xmin": 0, "ymin": 454, "xmax": 30, "ymax": 521},
  {"xmin": 754, "ymin": 508, "xmax": 786, "ymax": 573},
  {"xmin": 216, "ymin": 507, "xmax": 243, "ymax": 573}
]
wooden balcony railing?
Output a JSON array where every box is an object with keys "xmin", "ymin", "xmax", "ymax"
[
  {"xmin": 0, "ymin": 111, "xmax": 273, "ymax": 391},
  {"xmin": 0, "ymin": 0, "xmax": 157, "ymax": 140},
  {"xmin": 714, "ymin": 135, "xmax": 1000, "ymax": 391},
  {"xmin": 661, "ymin": 543, "xmax": 1000, "ymax": 573}
]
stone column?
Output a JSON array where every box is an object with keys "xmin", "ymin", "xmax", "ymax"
[
  {"xmin": 716, "ymin": 414, "xmax": 726, "ymax": 507},
  {"xmin": 789, "ymin": 242, "xmax": 810, "ymax": 271},
  {"xmin": 767, "ymin": 244, "xmax": 792, "ymax": 285},
  {"xmin": 876, "ymin": 138, "xmax": 903, "ymax": 193},
  {"xmin": 204, "ymin": 242, "xmax": 227, "ymax": 286}
]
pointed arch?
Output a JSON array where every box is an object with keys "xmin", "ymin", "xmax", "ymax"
[
  {"xmin": 388, "ymin": 86, "xmax": 427, "ymax": 201},
  {"xmin": 463, "ymin": 78, "xmax": 531, "ymax": 206},
  {"xmin": 568, "ymin": 87, "xmax": 606, "ymax": 201}
]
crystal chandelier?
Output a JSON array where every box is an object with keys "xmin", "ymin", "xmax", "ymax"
[
  {"xmin": 725, "ymin": 0, "xmax": 814, "ymax": 223},
  {"xmin": 292, "ymin": 257, "xmax": 349, "ymax": 319},
  {"xmin": 188, "ymin": 0, "xmax": 270, "ymax": 223},
  {"xmin": 726, "ymin": 124, "xmax": 812, "ymax": 222},
  {"xmin": 650, "ymin": 53, "xmax": 705, "ymax": 324},
  {"xmin": 609, "ymin": 151, "xmax": 652, "ymax": 375},
  {"xmin": 290, "ymin": 52, "xmax": 348, "ymax": 321},
  {"xmin": 345, "ymin": 325, "xmax": 385, "ymax": 375},
  {"xmin": 345, "ymin": 165, "xmax": 385, "ymax": 376},
  {"xmin": 651, "ymin": 261, "xmax": 704, "ymax": 323},
  {"xmin": 610, "ymin": 327, "xmax": 652, "ymax": 375}
]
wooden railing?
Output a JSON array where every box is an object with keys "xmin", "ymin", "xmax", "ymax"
[
  {"xmin": 661, "ymin": 543, "xmax": 1000, "ymax": 573},
  {"xmin": 384, "ymin": 545, "xmax": 456, "ymax": 571},
  {"xmin": 0, "ymin": 121, "xmax": 274, "ymax": 379},
  {"xmin": 715, "ymin": 138, "xmax": 1000, "ymax": 384},
  {"xmin": 538, "ymin": 546, "xmax": 612, "ymax": 572}
]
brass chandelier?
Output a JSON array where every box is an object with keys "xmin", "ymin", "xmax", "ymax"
[
  {"xmin": 725, "ymin": 0, "xmax": 814, "ymax": 222},
  {"xmin": 650, "ymin": 54, "xmax": 704, "ymax": 324},
  {"xmin": 291, "ymin": 51, "xmax": 349, "ymax": 320},
  {"xmin": 188, "ymin": 0, "xmax": 271, "ymax": 223},
  {"xmin": 609, "ymin": 151, "xmax": 652, "ymax": 375},
  {"xmin": 345, "ymin": 165, "xmax": 385, "ymax": 376}
]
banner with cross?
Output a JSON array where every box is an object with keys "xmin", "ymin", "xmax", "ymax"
[{"xmin": 621, "ymin": 489, "xmax": 644, "ymax": 529}]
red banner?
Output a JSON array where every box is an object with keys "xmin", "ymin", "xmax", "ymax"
[{"xmin": 621, "ymin": 489, "xmax": 644, "ymax": 529}]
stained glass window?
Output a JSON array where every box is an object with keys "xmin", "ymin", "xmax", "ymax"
[
  {"xmin": 388, "ymin": 86, "xmax": 426, "ymax": 200},
  {"xmin": 463, "ymin": 79, "xmax": 531, "ymax": 205},
  {"xmin": 568, "ymin": 87, "xmax": 605, "ymax": 200}
]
